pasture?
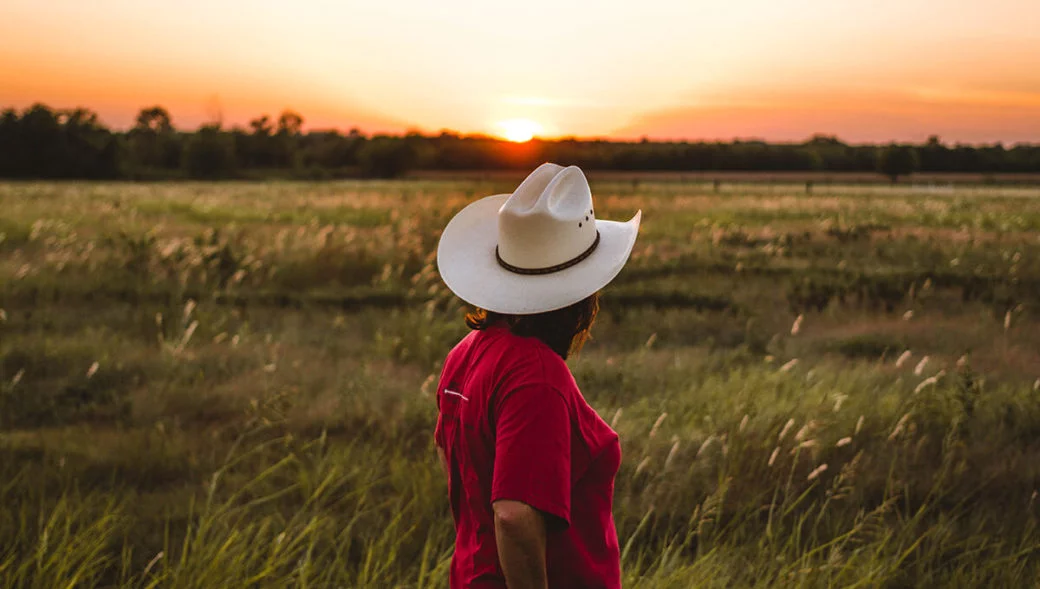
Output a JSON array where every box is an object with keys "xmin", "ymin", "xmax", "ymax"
[{"xmin": 1, "ymin": 179, "xmax": 1039, "ymax": 587}]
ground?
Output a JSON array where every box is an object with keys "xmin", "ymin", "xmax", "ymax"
[{"xmin": 1, "ymin": 179, "xmax": 1039, "ymax": 587}]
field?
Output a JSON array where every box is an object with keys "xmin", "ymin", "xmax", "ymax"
[{"xmin": 2, "ymin": 179, "xmax": 1040, "ymax": 587}]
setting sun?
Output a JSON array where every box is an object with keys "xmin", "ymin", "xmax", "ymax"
[{"xmin": 496, "ymin": 119, "xmax": 544, "ymax": 143}]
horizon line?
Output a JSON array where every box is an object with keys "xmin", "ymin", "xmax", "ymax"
[{"xmin": 3, "ymin": 101, "xmax": 1037, "ymax": 148}]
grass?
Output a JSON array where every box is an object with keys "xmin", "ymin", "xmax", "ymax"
[{"xmin": 1, "ymin": 179, "xmax": 1040, "ymax": 587}]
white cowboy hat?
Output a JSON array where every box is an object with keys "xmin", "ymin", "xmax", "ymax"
[{"xmin": 437, "ymin": 163, "xmax": 641, "ymax": 315}]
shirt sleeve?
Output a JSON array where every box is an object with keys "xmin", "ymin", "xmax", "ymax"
[{"xmin": 491, "ymin": 384, "xmax": 572, "ymax": 528}]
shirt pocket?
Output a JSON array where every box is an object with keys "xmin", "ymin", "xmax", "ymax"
[{"xmin": 437, "ymin": 385, "xmax": 468, "ymax": 451}]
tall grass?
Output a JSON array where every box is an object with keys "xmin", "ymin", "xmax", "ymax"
[
  {"xmin": 2, "ymin": 342, "xmax": 1038, "ymax": 586},
  {"xmin": 2, "ymin": 180, "xmax": 1040, "ymax": 586}
]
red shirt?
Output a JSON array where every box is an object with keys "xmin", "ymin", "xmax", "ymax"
[{"xmin": 435, "ymin": 325, "xmax": 622, "ymax": 589}]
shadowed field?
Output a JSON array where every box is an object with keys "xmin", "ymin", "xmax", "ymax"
[{"xmin": 1, "ymin": 180, "xmax": 1039, "ymax": 587}]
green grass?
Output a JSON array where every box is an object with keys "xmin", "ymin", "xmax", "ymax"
[{"xmin": 2, "ymin": 180, "xmax": 1040, "ymax": 587}]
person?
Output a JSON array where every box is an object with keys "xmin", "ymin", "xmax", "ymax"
[{"xmin": 434, "ymin": 163, "xmax": 642, "ymax": 588}]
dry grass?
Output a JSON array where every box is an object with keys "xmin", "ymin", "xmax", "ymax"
[{"xmin": 2, "ymin": 179, "xmax": 1040, "ymax": 586}]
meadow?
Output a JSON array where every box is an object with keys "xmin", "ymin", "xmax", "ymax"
[{"xmin": 1, "ymin": 178, "xmax": 1039, "ymax": 587}]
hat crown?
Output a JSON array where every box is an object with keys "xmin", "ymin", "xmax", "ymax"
[{"xmin": 497, "ymin": 164, "xmax": 598, "ymax": 270}]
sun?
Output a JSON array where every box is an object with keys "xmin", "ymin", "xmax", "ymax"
[{"xmin": 496, "ymin": 118, "xmax": 544, "ymax": 142}]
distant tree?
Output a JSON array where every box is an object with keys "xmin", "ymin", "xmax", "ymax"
[
  {"xmin": 299, "ymin": 130, "xmax": 363, "ymax": 171},
  {"xmin": 0, "ymin": 104, "xmax": 120, "ymax": 179},
  {"xmin": 876, "ymin": 144, "xmax": 920, "ymax": 183},
  {"xmin": 276, "ymin": 110, "xmax": 304, "ymax": 136},
  {"xmin": 231, "ymin": 110, "xmax": 304, "ymax": 170},
  {"xmin": 236, "ymin": 111, "xmax": 304, "ymax": 170},
  {"xmin": 59, "ymin": 107, "xmax": 122, "ymax": 178},
  {"xmin": 358, "ymin": 136, "xmax": 418, "ymax": 178},
  {"xmin": 182, "ymin": 124, "xmax": 237, "ymax": 179},
  {"xmin": 806, "ymin": 134, "xmax": 845, "ymax": 147},
  {"xmin": 0, "ymin": 109, "xmax": 18, "ymax": 176},
  {"xmin": 806, "ymin": 149, "xmax": 825, "ymax": 172},
  {"xmin": 7, "ymin": 100, "xmax": 1040, "ymax": 179},
  {"xmin": 250, "ymin": 115, "xmax": 273, "ymax": 136},
  {"xmin": 134, "ymin": 106, "xmax": 173, "ymax": 133},
  {"xmin": 18, "ymin": 104, "xmax": 64, "ymax": 177},
  {"xmin": 128, "ymin": 106, "xmax": 180, "ymax": 171},
  {"xmin": 240, "ymin": 115, "xmax": 276, "ymax": 168},
  {"xmin": 917, "ymin": 136, "xmax": 950, "ymax": 172}
]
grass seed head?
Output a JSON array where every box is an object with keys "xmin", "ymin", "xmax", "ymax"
[
  {"xmin": 895, "ymin": 350, "xmax": 912, "ymax": 368},
  {"xmin": 649, "ymin": 412, "xmax": 668, "ymax": 439},
  {"xmin": 792, "ymin": 439, "xmax": 818, "ymax": 453},
  {"xmin": 780, "ymin": 358, "xmax": 799, "ymax": 373},
  {"xmin": 142, "ymin": 551, "xmax": 164, "ymax": 578},
  {"xmin": 420, "ymin": 373, "xmax": 436, "ymax": 397},
  {"xmin": 768, "ymin": 446, "xmax": 780, "ymax": 467},
  {"xmin": 855, "ymin": 415, "xmax": 865, "ymax": 435},
  {"xmin": 177, "ymin": 320, "xmax": 199, "ymax": 352},
  {"xmin": 779, "ymin": 418, "xmax": 796, "ymax": 442},
  {"xmin": 914, "ymin": 371, "xmax": 946, "ymax": 393},
  {"xmin": 888, "ymin": 413, "xmax": 911, "ymax": 442},
  {"xmin": 696, "ymin": 435, "xmax": 716, "ymax": 458},
  {"xmin": 791, "ymin": 314, "xmax": 804, "ymax": 335},
  {"xmin": 807, "ymin": 464, "xmax": 828, "ymax": 481},
  {"xmin": 183, "ymin": 299, "xmax": 197, "ymax": 323},
  {"xmin": 836, "ymin": 437, "xmax": 852, "ymax": 447},
  {"xmin": 795, "ymin": 420, "xmax": 817, "ymax": 442},
  {"xmin": 635, "ymin": 456, "xmax": 651, "ymax": 476},
  {"xmin": 645, "ymin": 333, "xmax": 658, "ymax": 349},
  {"xmin": 833, "ymin": 394, "xmax": 847, "ymax": 412},
  {"xmin": 913, "ymin": 356, "xmax": 930, "ymax": 376},
  {"xmin": 86, "ymin": 361, "xmax": 99, "ymax": 379},
  {"xmin": 665, "ymin": 440, "xmax": 681, "ymax": 470}
]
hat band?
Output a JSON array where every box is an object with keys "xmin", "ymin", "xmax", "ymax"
[{"xmin": 495, "ymin": 231, "xmax": 601, "ymax": 276}]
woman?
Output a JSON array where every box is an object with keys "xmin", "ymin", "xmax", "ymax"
[{"xmin": 435, "ymin": 163, "xmax": 642, "ymax": 588}]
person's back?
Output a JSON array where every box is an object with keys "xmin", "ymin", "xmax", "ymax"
[
  {"xmin": 435, "ymin": 325, "xmax": 622, "ymax": 588},
  {"xmin": 434, "ymin": 163, "xmax": 640, "ymax": 588}
]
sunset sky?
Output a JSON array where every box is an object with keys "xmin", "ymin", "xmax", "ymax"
[{"xmin": 2, "ymin": 0, "xmax": 1039, "ymax": 143}]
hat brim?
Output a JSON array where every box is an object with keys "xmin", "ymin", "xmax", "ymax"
[{"xmin": 437, "ymin": 194, "xmax": 641, "ymax": 315}]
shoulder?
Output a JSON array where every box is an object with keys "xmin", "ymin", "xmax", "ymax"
[
  {"xmin": 495, "ymin": 330, "xmax": 577, "ymax": 397},
  {"xmin": 446, "ymin": 329, "xmax": 479, "ymax": 357}
]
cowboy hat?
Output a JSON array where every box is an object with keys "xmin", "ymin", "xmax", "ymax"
[{"xmin": 437, "ymin": 163, "xmax": 641, "ymax": 315}]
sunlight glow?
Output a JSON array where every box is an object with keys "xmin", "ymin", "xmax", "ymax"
[
  {"xmin": 2, "ymin": 0, "xmax": 1039, "ymax": 141},
  {"xmin": 496, "ymin": 118, "xmax": 543, "ymax": 142}
]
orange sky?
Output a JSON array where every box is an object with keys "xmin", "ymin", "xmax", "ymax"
[{"xmin": 2, "ymin": 0, "xmax": 1039, "ymax": 143}]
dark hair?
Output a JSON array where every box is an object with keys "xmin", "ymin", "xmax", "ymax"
[{"xmin": 465, "ymin": 293, "xmax": 600, "ymax": 360}]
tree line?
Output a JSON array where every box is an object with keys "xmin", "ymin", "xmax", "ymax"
[{"xmin": 2, "ymin": 103, "xmax": 1039, "ymax": 181}]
